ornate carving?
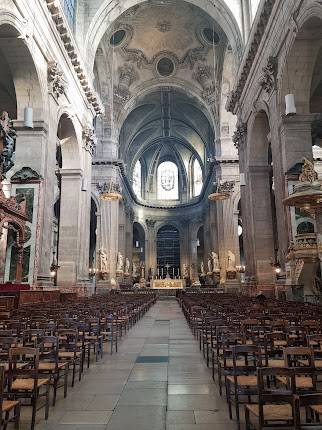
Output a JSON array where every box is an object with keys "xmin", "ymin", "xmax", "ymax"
[
  {"xmin": 48, "ymin": 61, "xmax": 68, "ymax": 99},
  {"xmin": 11, "ymin": 167, "xmax": 42, "ymax": 182},
  {"xmin": 258, "ymin": 56, "xmax": 278, "ymax": 93},
  {"xmin": 156, "ymin": 20, "xmax": 171, "ymax": 32},
  {"xmin": 146, "ymin": 219, "xmax": 156, "ymax": 228},
  {"xmin": 299, "ymin": 158, "xmax": 318, "ymax": 183},
  {"xmin": 82, "ymin": 126, "xmax": 97, "ymax": 155},
  {"xmin": 218, "ymin": 181, "xmax": 235, "ymax": 194},
  {"xmin": 232, "ymin": 123, "xmax": 248, "ymax": 150},
  {"xmin": 114, "ymin": 64, "xmax": 139, "ymax": 108},
  {"xmin": 193, "ymin": 63, "xmax": 217, "ymax": 104},
  {"xmin": 0, "ymin": 111, "xmax": 16, "ymax": 179}
]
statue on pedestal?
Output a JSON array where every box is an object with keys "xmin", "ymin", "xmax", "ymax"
[
  {"xmin": 200, "ymin": 261, "xmax": 206, "ymax": 277},
  {"xmin": 183, "ymin": 263, "xmax": 189, "ymax": 279},
  {"xmin": 132, "ymin": 261, "xmax": 138, "ymax": 277},
  {"xmin": 207, "ymin": 258, "xmax": 212, "ymax": 274},
  {"xmin": 124, "ymin": 258, "xmax": 130, "ymax": 276},
  {"xmin": 140, "ymin": 262, "xmax": 145, "ymax": 279},
  {"xmin": 116, "ymin": 252, "xmax": 124, "ymax": 273},
  {"xmin": 99, "ymin": 249, "xmax": 108, "ymax": 279},
  {"xmin": 211, "ymin": 251, "xmax": 220, "ymax": 273},
  {"xmin": 226, "ymin": 250, "xmax": 237, "ymax": 280}
]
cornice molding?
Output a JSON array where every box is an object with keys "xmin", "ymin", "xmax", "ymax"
[
  {"xmin": 45, "ymin": 0, "xmax": 104, "ymax": 116},
  {"xmin": 226, "ymin": 0, "xmax": 276, "ymax": 113}
]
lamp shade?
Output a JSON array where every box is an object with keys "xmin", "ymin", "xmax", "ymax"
[
  {"xmin": 23, "ymin": 107, "xmax": 33, "ymax": 128},
  {"xmin": 285, "ymin": 94, "xmax": 296, "ymax": 116}
]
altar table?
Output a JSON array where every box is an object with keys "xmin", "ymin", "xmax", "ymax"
[{"xmin": 152, "ymin": 279, "xmax": 184, "ymax": 289}]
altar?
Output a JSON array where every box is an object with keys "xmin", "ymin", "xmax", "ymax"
[{"xmin": 152, "ymin": 279, "xmax": 184, "ymax": 289}]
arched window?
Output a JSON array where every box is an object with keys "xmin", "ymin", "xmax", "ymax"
[
  {"xmin": 157, "ymin": 161, "xmax": 179, "ymax": 200},
  {"xmin": 62, "ymin": 0, "xmax": 76, "ymax": 31},
  {"xmin": 193, "ymin": 159, "xmax": 203, "ymax": 197},
  {"xmin": 133, "ymin": 160, "xmax": 142, "ymax": 198}
]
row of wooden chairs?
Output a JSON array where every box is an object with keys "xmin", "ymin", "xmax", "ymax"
[
  {"xmin": 0, "ymin": 292, "xmax": 156, "ymax": 429},
  {"xmin": 179, "ymin": 291, "xmax": 322, "ymax": 430}
]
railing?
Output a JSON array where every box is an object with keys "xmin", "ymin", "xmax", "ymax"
[{"xmin": 294, "ymin": 233, "xmax": 318, "ymax": 258}]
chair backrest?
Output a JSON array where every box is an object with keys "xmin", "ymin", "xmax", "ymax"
[
  {"xmin": 231, "ymin": 345, "xmax": 262, "ymax": 373},
  {"xmin": 294, "ymin": 393, "xmax": 322, "ymax": 429},
  {"xmin": 257, "ymin": 367, "xmax": 296, "ymax": 427},
  {"xmin": 283, "ymin": 347, "xmax": 314, "ymax": 367}
]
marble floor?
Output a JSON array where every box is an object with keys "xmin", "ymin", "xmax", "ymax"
[{"xmin": 25, "ymin": 300, "xmax": 234, "ymax": 430}]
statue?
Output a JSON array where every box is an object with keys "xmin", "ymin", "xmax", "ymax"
[
  {"xmin": 140, "ymin": 262, "xmax": 145, "ymax": 279},
  {"xmin": 299, "ymin": 158, "xmax": 318, "ymax": 183},
  {"xmin": 0, "ymin": 111, "xmax": 16, "ymax": 178},
  {"xmin": 124, "ymin": 258, "xmax": 130, "ymax": 275},
  {"xmin": 132, "ymin": 261, "xmax": 138, "ymax": 277},
  {"xmin": 116, "ymin": 252, "xmax": 124, "ymax": 272},
  {"xmin": 227, "ymin": 250, "xmax": 236, "ymax": 272},
  {"xmin": 207, "ymin": 258, "xmax": 212, "ymax": 274},
  {"xmin": 183, "ymin": 263, "xmax": 189, "ymax": 278},
  {"xmin": 211, "ymin": 252, "xmax": 220, "ymax": 273},
  {"xmin": 150, "ymin": 267, "xmax": 155, "ymax": 278},
  {"xmin": 200, "ymin": 261, "xmax": 206, "ymax": 276},
  {"xmin": 99, "ymin": 249, "xmax": 108, "ymax": 273}
]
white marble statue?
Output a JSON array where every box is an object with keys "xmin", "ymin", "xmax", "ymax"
[
  {"xmin": 200, "ymin": 261, "xmax": 206, "ymax": 276},
  {"xmin": 99, "ymin": 249, "xmax": 108, "ymax": 273},
  {"xmin": 211, "ymin": 252, "xmax": 220, "ymax": 272},
  {"xmin": 116, "ymin": 252, "xmax": 124, "ymax": 272},
  {"xmin": 227, "ymin": 250, "xmax": 236, "ymax": 272},
  {"xmin": 132, "ymin": 261, "xmax": 138, "ymax": 277},
  {"xmin": 207, "ymin": 258, "xmax": 212, "ymax": 274},
  {"xmin": 124, "ymin": 258, "xmax": 130, "ymax": 275}
]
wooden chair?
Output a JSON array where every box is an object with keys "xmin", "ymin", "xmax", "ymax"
[
  {"xmin": 7, "ymin": 347, "xmax": 50, "ymax": 430},
  {"xmin": 0, "ymin": 366, "xmax": 20, "ymax": 430},
  {"xmin": 57, "ymin": 329, "xmax": 83, "ymax": 386},
  {"xmin": 39, "ymin": 336, "xmax": 68, "ymax": 406},
  {"xmin": 294, "ymin": 393, "xmax": 322, "ymax": 429},
  {"xmin": 245, "ymin": 367, "xmax": 296, "ymax": 430},
  {"xmin": 226, "ymin": 345, "xmax": 262, "ymax": 429}
]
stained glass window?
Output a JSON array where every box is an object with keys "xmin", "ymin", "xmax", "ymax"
[
  {"xmin": 157, "ymin": 161, "xmax": 179, "ymax": 200},
  {"xmin": 133, "ymin": 160, "xmax": 142, "ymax": 198},
  {"xmin": 193, "ymin": 159, "xmax": 203, "ymax": 197}
]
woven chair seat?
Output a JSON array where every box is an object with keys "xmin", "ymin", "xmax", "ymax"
[
  {"xmin": 226, "ymin": 375, "xmax": 258, "ymax": 386},
  {"xmin": 273, "ymin": 340, "xmax": 288, "ymax": 347},
  {"xmin": 277, "ymin": 375, "xmax": 313, "ymax": 389},
  {"xmin": 12, "ymin": 378, "xmax": 50, "ymax": 390},
  {"xmin": 39, "ymin": 362, "xmax": 67, "ymax": 370},
  {"xmin": 246, "ymin": 404, "xmax": 293, "ymax": 421},
  {"xmin": 298, "ymin": 359, "xmax": 322, "ymax": 368},
  {"xmin": 267, "ymin": 359, "xmax": 284, "ymax": 367},
  {"xmin": 218, "ymin": 359, "xmax": 246, "ymax": 367},
  {"xmin": 58, "ymin": 351, "xmax": 81, "ymax": 358},
  {"xmin": 310, "ymin": 405, "xmax": 322, "ymax": 415},
  {"xmin": 2, "ymin": 400, "xmax": 19, "ymax": 412}
]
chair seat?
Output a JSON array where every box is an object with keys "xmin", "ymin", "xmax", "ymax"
[
  {"xmin": 267, "ymin": 359, "xmax": 284, "ymax": 367},
  {"xmin": 273, "ymin": 340, "xmax": 288, "ymax": 347},
  {"xmin": 310, "ymin": 405, "xmax": 322, "ymax": 415},
  {"xmin": 39, "ymin": 362, "xmax": 67, "ymax": 370},
  {"xmin": 0, "ymin": 362, "xmax": 27, "ymax": 371},
  {"xmin": 246, "ymin": 404, "xmax": 293, "ymax": 421},
  {"xmin": 58, "ymin": 351, "xmax": 81, "ymax": 359},
  {"xmin": 218, "ymin": 359, "xmax": 246, "ymax": 368},
  {"xmin": 226, "ymin": 375, "xmax": 258, "ymax": 386},
  {"xmin": 277, "ymin": 375, "xmax": 313, "ymax": 389},
  {"xmin": 2, "ymin": 400, "xmax": 19, "ymax": 412},
  {"xmin": 12, "ymin": 378, "xmax": 50, "ymax": 390},
  {"xmin": 298, "ymin": 359, "xmax": 322, "ymax": 368}
]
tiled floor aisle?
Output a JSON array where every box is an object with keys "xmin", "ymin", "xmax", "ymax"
[{"xmin": 33, "ymin": 300, "xmax": 234, "ymax": 430}]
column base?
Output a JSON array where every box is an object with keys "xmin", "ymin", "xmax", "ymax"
[{"xmin": 36, "ymin": 275, "xmax": 55, "ymax": 288}]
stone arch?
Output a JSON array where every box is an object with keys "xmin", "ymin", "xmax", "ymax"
[
  {"xmin": 278, "ymin": 7, "xmax": 322, "ymax": 115},
  {"xmin": 0, "ymin": 19, "xmax": 45, "ymax": 121},
  {"xmin": 85, "ymin": 0, "xmax": 243, "ymax": 72},
  {"xmin": 57, "ymin": 113, "xmax": 82, "ymax": 170}
]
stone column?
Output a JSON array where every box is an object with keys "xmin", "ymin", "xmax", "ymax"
[
  {"xmin": 190, "ymin": 238, "xmax": 199, "ymax": 283},
  {"xmin": 99, "ymin": 196, "xmax": 119, "ymax": 286},
  {"xmin": 246, "ymin": 165, "xmax": 275, "ymax": 283},
  {"xmin": 146, "ymin": 219, "xmax": 157, "ymax": 275},
  {"xmin": 12, "ymin": 122, "xmax": 54, "ymax": 286},
  {"xmin": 57, "ymin": 168, "xmax": 83, "ymax": 287}
]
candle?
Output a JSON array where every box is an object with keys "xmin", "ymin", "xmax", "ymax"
[{"xmin": 161, "ymin": 268, "xmax": 164, "ymax": 278}]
